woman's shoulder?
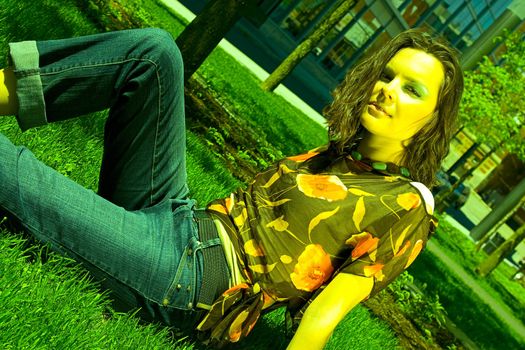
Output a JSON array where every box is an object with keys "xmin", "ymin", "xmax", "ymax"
[{"xmin": 408, "ymin": 181, "xmax": 435, "ymax": 216}]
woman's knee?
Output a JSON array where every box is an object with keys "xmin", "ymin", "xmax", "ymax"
[{"xmin": 131, "ymin": 28, "xmax": 183, "ymax": 79}]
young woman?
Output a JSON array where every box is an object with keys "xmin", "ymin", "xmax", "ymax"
[{"xmin": 0, "ymin": 28, "xmax": 463, "ymax": 348}]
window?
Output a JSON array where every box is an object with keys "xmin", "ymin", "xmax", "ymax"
[
  {"xmin": 320, "ymin": 2, "xmax": 383, "ymax": 71},
  {"xmin": 280, "ymin": 0, "xmax": 330, "ymax": 37},
  {"xmin": 399, "ymin": 0, "xmax": 431, "ymax": 27}
]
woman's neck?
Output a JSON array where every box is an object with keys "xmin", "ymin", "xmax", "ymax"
[{"xmin": 356, "ymin": 132, "xmax": 405, "ymax": 165}]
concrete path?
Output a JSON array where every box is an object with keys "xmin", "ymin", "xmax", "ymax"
[{"xmin": 427, "ymin": 240, "xmax": 525, "ymax": 343}]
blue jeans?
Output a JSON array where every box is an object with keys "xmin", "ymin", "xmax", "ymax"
[{"xmin": 0, "ymin": 28, "xmax": 214, "ymax": 330}]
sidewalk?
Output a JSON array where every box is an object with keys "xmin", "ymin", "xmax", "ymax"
[{"xmin": 160, "ymin": 0, "xmax": 328, "ymax": 128}]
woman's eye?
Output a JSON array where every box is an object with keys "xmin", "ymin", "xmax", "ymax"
[
  {"xmin": 406, "ymin": 85, "xmax": 421, "ymax": 97},
  {"xmin": 379, "ymin": 73, "xmax": 392, "ymax": 82}
]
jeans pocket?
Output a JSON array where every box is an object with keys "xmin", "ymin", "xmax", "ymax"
[{"xmin": 163, "ymin": 238, "xmax": 201, "ymax": 310}]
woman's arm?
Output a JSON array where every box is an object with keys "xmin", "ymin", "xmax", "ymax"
[{"xmin": 287, "ymin": 273, "xmax": 374, "ymax": 350}]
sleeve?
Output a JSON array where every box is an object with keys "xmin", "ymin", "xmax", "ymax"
[
  {"xmin": 337, "ymin": 184, "xmax": 437, "ymax": 298},
  {"xmin": 285, "ymin": 183, "xmax": 437, "ymax": 335}
]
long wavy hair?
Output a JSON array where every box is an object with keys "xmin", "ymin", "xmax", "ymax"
[{"xmin": 316, "ymin": 29, "xmax": 464, "ymax": 186}]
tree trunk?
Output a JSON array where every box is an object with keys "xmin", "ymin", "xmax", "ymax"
[
  {"xmin": 434, "ymin": 159, "xmax": 479, "ymax": 213},
  {"xmin": 446, "ymin": 142, "xmax": 479, "ymax": 176},
  {"xmin": 476, "ymin": 223, "xmax": 525, "ymax": 277},
  {"xmin": 260, "ymin": 0, "xmax": 355, "ymax": 92},
  {"xmin": 474, "ymin": 197, "xmax": 525, "ymax": 251},
  {"xmin": 435, "ymin": 147, "xmax": 493, "ymax": 213},
  {"xmin": 175, "ymin": 0, "xmax": 257, "ymax": 82},
  {"xmin": 470, "ymin": 175, "xmax": 525, "ymax": 243},
  {"xmin": 460, "ymin": 148, "xmax": 493, "ymax": 182}
]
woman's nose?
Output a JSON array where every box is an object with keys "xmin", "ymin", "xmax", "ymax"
[{"xmin": 381, "ymin": 81, "xmax": 396, "ymax": 103}]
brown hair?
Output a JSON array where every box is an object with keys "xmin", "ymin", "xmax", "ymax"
[{"xmin": 320, "ymin": 29, "xmax": 464, "ymax": 186}]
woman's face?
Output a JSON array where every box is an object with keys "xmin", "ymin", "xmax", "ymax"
[{"xmin": 360, "ymin": 47, "xmax": 445, "ymax": 142}]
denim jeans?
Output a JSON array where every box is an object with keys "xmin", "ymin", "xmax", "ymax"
[{"xmin": 0, "ymin": 28, "xmax": 215, "ymax": 330}]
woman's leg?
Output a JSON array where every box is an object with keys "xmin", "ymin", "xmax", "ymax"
[
  {"xmin": 9, "ymin": 28, "xmax": 189, "ymax": 210},
  {"xmin": 1, "ymin": 29, "xmax": 203, "ymax": 328},
  {"xmin": 0, "ymin": 130, "xmax": 202, "ymax": 327}
]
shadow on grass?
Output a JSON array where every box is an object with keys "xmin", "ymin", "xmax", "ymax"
[{"xmin": 409, "ymin": 251, "xmax": 525, "ymax": 349}]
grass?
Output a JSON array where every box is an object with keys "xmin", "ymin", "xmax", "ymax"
[
  {"xmin": 431, "ymin": 216, "xmax": 525, "ymax": 324},
  {"xmin": 0, "ymin": 0, "xmax": 400, "ymax": 349},
  {"xmin": 409, "ymin": 252, "xmax": 524, "ymax": 349},
  {"xmin": 408, "ymin": 217, "xmax": 525, "ymax": 349},
  {"xmin": 0, "ymin": 234, "xmax": 190, "ymax": 349}
]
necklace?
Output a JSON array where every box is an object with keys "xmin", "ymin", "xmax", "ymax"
[{"xmin": 350, "ymin": 150, "xmax": 411, "ymax": 178}]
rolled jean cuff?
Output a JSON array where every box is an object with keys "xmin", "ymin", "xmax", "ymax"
[{"xmin": 8, "ymin": 40, "xmax": 47, "ymax": 131}]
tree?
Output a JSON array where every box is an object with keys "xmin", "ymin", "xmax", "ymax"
[
  {"xmin": 436, "ymin": 32, "xmax": 525, "ymax": 213},
  {"xmin": 476, "ymin": 224, "xmax": 525, "ymax": 277},
  {"xmin": 175, "ymin": 0, "xmax": 258, "ymax": 82},
  {"xmin": 458, "ymin": 31, "xmax": 525, "ymax": 158},
  {"xmin": 260, "ymin": 0, "xmax": 356, "ymax": 92},
  {"xmin": 459, "ymin": 31, "xmax": 525, "ymax": 275}
]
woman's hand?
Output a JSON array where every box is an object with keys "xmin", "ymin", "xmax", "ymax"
[
  {"xmin": 0, "ymin": 68, "xmax": 19, "ymax": 116},
  {"xmin": 287, "ymin": 273, "xmax": 374, "ymax": 350}
]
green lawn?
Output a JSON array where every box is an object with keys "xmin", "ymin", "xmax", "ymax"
[
  {"xmin": 408, "ymin": 217, "xmax": 525, "ymax": 349},
  {"xmin": 430, "ymin": 216, "xmax": 525, "ymax": 325}
]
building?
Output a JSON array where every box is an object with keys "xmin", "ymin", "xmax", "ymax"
[{"xmin": 180, "ymin": 0, "xmax": 524, "ymax": 111}]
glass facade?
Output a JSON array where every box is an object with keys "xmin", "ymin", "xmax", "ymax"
[
  {"xmin": 280, "ymin": 0, "xmax": 331, "ymax": 38},
  {"xmin": 316, "ymin": 1, "xmax": 386, "ymax": 73},
  {"xmin": 418, "ymin": 0, "xmax": 513, "ymax": 50},
  {"xmin": 270, "ymin": 0, "xmax": 517, "ymax": 79}
]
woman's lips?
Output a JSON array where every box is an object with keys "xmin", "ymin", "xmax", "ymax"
[{"xmin": 368, "ymin": 103, "xmax": 391, "ymax": 118}]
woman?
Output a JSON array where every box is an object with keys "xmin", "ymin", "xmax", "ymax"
[{"xmin": 0, "ymin": 28, "xmax": 463, "ymax": 348}]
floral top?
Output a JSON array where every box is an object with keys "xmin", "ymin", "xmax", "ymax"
[{"xmin": 196, "ymin": 149, "xmax": 437, "ymax": 346}]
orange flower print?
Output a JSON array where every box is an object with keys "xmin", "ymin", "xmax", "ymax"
[
  {"xmin": 287, "ymin": 152, "xmax": 319, "ymax": 162},
  {"xmin": 405, "ymin": 239, "xmax": 424, "ymax": 268},
  {"xmin": 228, "ymin": 310, "xmax": 250, "ymax": 342},
  {"xmin": 207, "ymin": 193, "xmax": 235, "ymax": 215},
  {"xmin": 394, "ymin": 240, "xmax": 411, "ymax": 258},
  {"xmin": 224, "ymin": 193, "xmax": 235, "ymax": 213},
  {"xmin": 364, "ymin": 263, "xmax": 385, "ymax": 281},
  {"xmin": 397, "ymin": 192, "xmax": 422, "ymax": 211},
  {"xmin": 222, "ymin": 283, "xmax": 250, "ymax": 297},
  {"xmin": 262, "ymin": 291, "xmax": 276, "ymax": 309},
  {"xmin": 244, "ymin": 239, "xmax": 265, "ymax": 257},
  {"xmin": 291, "ymin": 244, "xmax": 334, "ymax": 292},
  {"xmin": 345, "ymin": 232, "xmax": 379, "ymax": 261},
  {"xmin": 297, "ymin": 174, "xmax": 348, "ymax": 202},
  {"xmin": 207, "ymin": 203, "xmax": 228, "ymax": 215}
]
